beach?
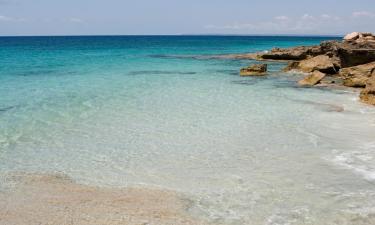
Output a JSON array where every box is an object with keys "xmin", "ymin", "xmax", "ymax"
[
  {"xmin": 0, "ymin": 173, "xmax": 209, "ymax": 225},
  {"xmin": 1, "ymin": 36, "xmax": 375, "ymax": 224}
]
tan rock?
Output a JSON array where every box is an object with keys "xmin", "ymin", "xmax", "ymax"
[
  {"xmin": 283, "ymin": 61, "xmax": 300, "ymax": 72},
  {"xmin": 297, "ymin": 55, "xmax": 336, "ymax": 74},
  {"xmin": 344, "ymin": 32, "xmax": 360, "ymax": 41},
  {"xmin": 362, "ymin": 32, "xmax": 374, "ymax": 37},
  {"xmin": 339, "ymin": 61, "xmax": 375, "ymax": 87},
  {"xmin": 261, "ymin": 45, "xmax": 323, "ymax": 60},
  {"xmin": 298, "ymin": 71, "xmax": 326, "ymax": 86},
  {"xmin": 240, "ymin": 64, "xmax": 267, "ymax": 76},
  {"xmin": 360, "ymin": 73, "xmax": 375, "ymax": 105}
]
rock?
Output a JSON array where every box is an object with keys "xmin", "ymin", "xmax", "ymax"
[
  {"xmin": 240, "ymin": 64, "xmax": 267, "ymax": 76},
  {"xmin": 338, "ymin": 32, "xmax": 375, "ymax": 67},
  {"xmin": 298, "ymin": 71, "xmax": 326, "ymax": 86},
  {"xmin": 339, "ymin": 61, "xmax": 375, "ymax": 87},
  {"xmin": 284, "ymin": 55, "xmax": 337, "ymax": 73},
  {"xmin": 325, "ymin": 105, "xmax": 345, "ymax": 112},
  {"xmin": 344, "ymin": 32, "xmax": 375, "ymax": 44},
  {"xmin": 283, "ymin": 61, "xmax": 300, "ymax": 72},
  {"xmin": 360, "ymin": 73, "xmax": 375, "ymax": 105},
  {"xmin": 261, "ymin": 47, "xmax": 308, "ymax": 60},
  {"xmin": 297, "ymin": 55, "xmax": 337, "ymax": 74},
  {"xmin": 260, "ymin": 37, "xmax": 375, "ymax": 68},
  {"xmin": 365, "ymin": 36, "xmax": 375, "ymax": 41},
  {"xmin": 362, "ymin": 32, "xmax": 374, "ymax": 37},
  {"xmin": 255, "ymin": 33, "xmax": 375, "ymax": 68},
  {"xmin": 337, "ymin": 46, "xmax": 375, "ymax": 68},
  {"xmin": 344, "ymin": 32, "xmax": 360, "ymax": 41},
  {"xmin": 319, "ymin": 41, "xmax": 340, "ymax": 57},
  {"xmin": 317, "ymin": 76, "xmax": 344, "ymax": 87},
  {"xmin": 261, "ymin": 45, "xmax": 323, "ymax": 60}
]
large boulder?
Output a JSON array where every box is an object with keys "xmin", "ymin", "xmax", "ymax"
[
  {"xmin": 360, "ymin": 73, "xmax": 375, "ymax": 105},
  {"xmin": 339, "ymin": 61, "xmax": 375, "ymax": 87},
  {"xmin": 296, "ymin": 55, "xmax": 337, "ymax": 74},
  {"xmin": 240, "ymin": 64, "xmax": 267, "ymax": 76},
  {"xmin": 338, "ymin": 47, "xmax": 375, "ymax": 68},
  {"xmin": 298, "ymin": 71, "xmax": 326, "ymax": 86}
]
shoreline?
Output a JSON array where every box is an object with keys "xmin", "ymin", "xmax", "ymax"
[
  {"xmin": 226, "ymin": 32, "xmax": 375, "ymax": 106},
  {"xmin": 0, "ymin": 173, "xmax": 210, "ymax": 225}
]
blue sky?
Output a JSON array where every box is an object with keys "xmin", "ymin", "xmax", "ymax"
[{"xmin": 0, "ymin": 0, "xmax": 375, "ymax": 36}]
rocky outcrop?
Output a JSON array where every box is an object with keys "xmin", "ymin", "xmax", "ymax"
[
  {"xmin": 240, "ymin": 64, "xmax": 267, "ymax": 76},
  {"xmin": 339, "ymin": 33, "xmax": 375, "ymax": 67},
  {"xmin": 259, "ymin": 34, "xmax": 375, "ymax": 69},
  {"xmin": 298, "ymin": 71, "xmax": 326, "ymax": 86},
  {"xmin": 231, "ymin": 32, "xmax": 375, "ymax": 106},
  {"xmin": 261, "ymin": 46, "xmax": 323, "ymax": 60},
  {"xmin": 260, "ymin": 41, "xmax": 342, "ymax": 62},
  {"xmin": 339, "ymin": 61, "xmax": 375, "ymax": 87},
  {"xmin": 360, "ymin": 74, "xmax": 375, "ymax": 105}
]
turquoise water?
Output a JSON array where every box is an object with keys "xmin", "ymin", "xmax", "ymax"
[{"xmin": 1, "ymin": 36, "xmax": 375, "ymax": 225}]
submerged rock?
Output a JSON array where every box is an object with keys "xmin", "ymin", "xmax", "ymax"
[
  {"xmin": 240, "ymin": 64, "xmax": 267, "ymax": 76},
  {"xmin": 318, "ymin": 76, "xmax": 344, "ymax": 87},
  {"xmin": 360, "ymin": 72, "xmax": 375, "ymax": 105},
  {"xmin": 339, "ymin": 61, "xmax": 375, "ymax": 87},
  {"xmin": 298, "ymin": 71, "xmax": 326, "ymax": 86}
]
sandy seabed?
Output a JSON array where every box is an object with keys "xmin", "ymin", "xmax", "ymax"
[{"xmin": 0, "ymin": 173, "xmax": 210, "ymax": 225}]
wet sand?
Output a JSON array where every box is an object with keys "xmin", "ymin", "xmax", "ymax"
[{"xmin": 0, "ymin": 173, "xmax": 210, "ymax": 225}]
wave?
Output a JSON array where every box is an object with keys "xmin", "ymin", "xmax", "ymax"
[{"xmin": 330, "ymin": 144, "xmax": 375, "ymax": 181}]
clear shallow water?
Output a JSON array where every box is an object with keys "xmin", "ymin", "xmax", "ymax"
[{"xmin": 1, "ymin": 36, "xmax": 375, "ymax": 224}]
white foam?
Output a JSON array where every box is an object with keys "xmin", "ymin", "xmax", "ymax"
[{"xmin": 331, "ymin": 147, "xmax": 375, "ymax": 181}]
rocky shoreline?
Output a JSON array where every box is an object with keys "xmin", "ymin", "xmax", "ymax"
[{"xmin": 238, "ymin": 32, "xmax": 375, "ymax": 106}]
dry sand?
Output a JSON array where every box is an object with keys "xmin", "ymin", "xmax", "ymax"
[{"xmin": 0, "ymin": 173, "xmax": 210, "ymax": 225}]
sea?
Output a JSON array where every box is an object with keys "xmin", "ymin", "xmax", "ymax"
[{"xmin": 1, "ymin": 35, "xmax": 375, "ymax": 225}]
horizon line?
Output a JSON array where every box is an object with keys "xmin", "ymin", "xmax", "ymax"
[{"xmin": 0, "ymin": 33, "xmax": 344, "ymax": 38}]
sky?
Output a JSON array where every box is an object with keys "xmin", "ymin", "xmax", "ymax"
[{"xmin": 0, "ymin": 0, "xmax": 375, "ymax": 36}]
